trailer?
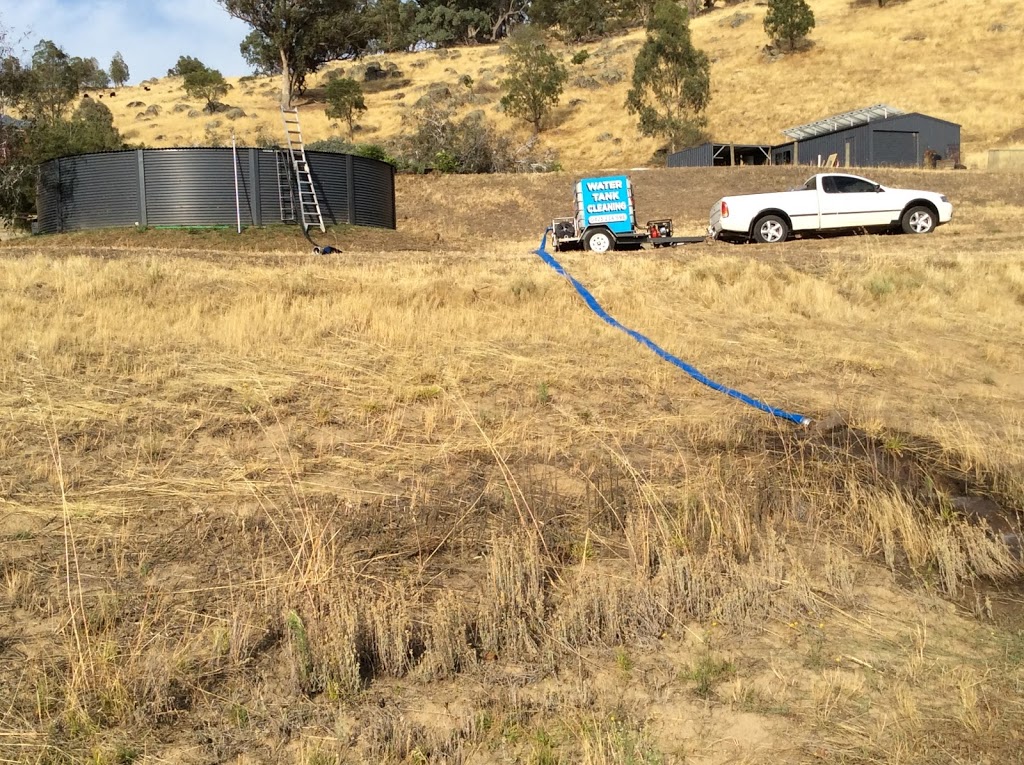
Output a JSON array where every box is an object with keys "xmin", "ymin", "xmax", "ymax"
[{"xmin": 551, "ymin": 174, "xmax": 706, "ymax": 252}]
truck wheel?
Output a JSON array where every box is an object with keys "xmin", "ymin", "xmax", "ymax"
[
  {"xmin": 583, "ymin": 229, "xmax": 614, "ymax": 253},
  {"xmin": 752, "ymin": 215, "xmax": 789, "ymax": 244},
  {"xmin": 900, "ymin": 206, "xmax": 936, "ymax": 235}
]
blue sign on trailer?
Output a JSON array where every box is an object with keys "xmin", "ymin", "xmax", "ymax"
[{"xmin": 577, "ymin": 175, "xmax": 635, "ymax": 235}]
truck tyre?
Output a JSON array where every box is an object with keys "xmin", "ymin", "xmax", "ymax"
[
  {"xmin": 900, "ymin": 206, "xmax": 936, "ymax": 235},
  {"xmin": 583, "ymin": 229, "xmax": 614, "ymax": 253},
  {"xmin": 752, "ymin": 215, "xmax": 789, "ymax": 244}
]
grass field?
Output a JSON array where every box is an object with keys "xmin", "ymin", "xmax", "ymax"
[
  {"xmin": 96, "ymin": 0, "xmax": 1024, "ymax": 172},
  {"xmin": 1, "ymin": 164, "xmax": 1023, "ymax": 763}
]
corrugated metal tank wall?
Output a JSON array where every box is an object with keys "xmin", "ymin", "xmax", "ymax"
[
  {"xmin": 305, "ymin": 152, "xmax": 351, "ymax": 226},
  {"xmin": 37, "ymin": 152, "xmax": 142, "ymax": 231},
  {"xmin": 257, "ymin": 150, "xmax": 283, "ymax": 225},
  {"xmin": 36, "ymin": 161, "xmax": 64, "ymax": 234},
  {"xmin": 144, "ymin": 148, "xmax": 255, "ymax": 227},
  {"xmin": 35, "ymin": 148, "xmax": 396, "ymax": 234},
  {"xmin": 352, "ymin": 155, "xmax": 396, "ymax": 229}
]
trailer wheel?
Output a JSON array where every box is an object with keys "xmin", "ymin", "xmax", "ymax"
[
  {"xmin": 752, "ymin": 215, "xmax": 789, "ymax": 244},
  {"xmin": 583, "ymin": 229, "xmax": 614, "ymax": 253}
]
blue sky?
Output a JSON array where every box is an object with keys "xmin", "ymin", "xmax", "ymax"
[{"xmin": 2, "ymin": 1, "xmax": 253, "ymax": 83}]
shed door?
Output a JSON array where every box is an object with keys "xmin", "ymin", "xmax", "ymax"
[{"xmin": 874, "ymin": 131, "xmax": 919, "ymax": 167}]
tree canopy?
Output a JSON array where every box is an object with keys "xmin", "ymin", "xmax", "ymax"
[
  {"xmin": 324, "ymin": 77, "xmax": 366, "ymax": 138},
  {"xmin": 625, "ymin": 0, "xmax": 711, "ymax": 153},
  {"xmin": 109, "ymin": 52, "xmax": 129, "ymax": 88},
  {"xmin": 168, "ymin": 55, "xmax": 208, "ymax": 78},
  {"xmin": 499, "ymin": 25, "xmax": 567, "ymax": 134},
  {"xmin": 0, "ymin": 33, "xmax": 124, "ymax": 221},
  {"xmin": 218, "ymin": 0, "xmax": 366, "ymax": 107},
  {"xmin": 764, "ymin": 0, "xmax": 816, "ymax": 52},
  {"xmin": 182, "ymin": 65, "xmax": 231, "ymax": 110},
  {"xmin": 26, "ymin": 40, "xmax": 81, "ymax": 121}
]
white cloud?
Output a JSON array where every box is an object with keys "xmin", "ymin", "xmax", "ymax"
[{"xmin": 2, "ymin": 1, "xmax": 252, "ymax": 82}]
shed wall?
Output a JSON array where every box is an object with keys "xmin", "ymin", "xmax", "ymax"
[
  {"xmin": 769, "ymin": 114, "xmax": 961, "ymax": 168},
  {"xmin": 667, "ymin": 143, "xmax": 714, "ymax": 168},
  {"xmin": 873, "ymin": 131, "xmax": 918, "ymax": 167},
  {"xmin": 788, "ymin": 124, "xmax": 873, "ymax": 167},
  {"xmin": 876, "ymin": 113, "xmax": 961, "ymax": 164}
]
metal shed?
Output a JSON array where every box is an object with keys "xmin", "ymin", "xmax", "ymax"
[
  {"xmin": 668, "ymin": 142, "xmax": 773, "ymax": 168},
  {"xmin": 666, "ymin": 106, "xmax": 961, "ymax": 170},
  {"xmin": 36, "ymin": 147, "xmax": 397, "ymax": 235},
  {"xmin": 771, "ymin": 105, "xmax": 961, "ymax": 168}
]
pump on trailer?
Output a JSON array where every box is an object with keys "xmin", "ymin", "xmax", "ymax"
[{"xmin": 551, "ymin": 175, "xmax": 706, "ymax": 253}]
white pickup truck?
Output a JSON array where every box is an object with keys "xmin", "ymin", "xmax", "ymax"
[{"xmin": 708, "ymin": 173, "xmax": 953, "ymax": 243}]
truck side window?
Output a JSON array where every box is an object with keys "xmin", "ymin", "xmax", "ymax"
[
  {"xmin": 804, "ymin": 178, "xmax": 817, "ymax": 191},
  {"xmin": 822, "ymin": 176, "xmax": 838, "ymax": 194},
  {"xmin": 834, "ymin": 176, "xmax": 876, "ymax": 193}
]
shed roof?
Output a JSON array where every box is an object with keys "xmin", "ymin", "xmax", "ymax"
[{"xmin": 782, "ymin": 105, "xmax": 905, "ymax": 141}]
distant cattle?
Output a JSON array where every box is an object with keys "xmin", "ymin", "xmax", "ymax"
[
  {"xmin": 144, "ymin": 86, "xmax": 151, "ymax": 91},
  {"xmin": 109, "ymin": 91, "xmax": 116, "ymax": 97}
]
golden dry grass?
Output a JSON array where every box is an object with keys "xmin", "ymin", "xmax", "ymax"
[
  {"xmin": 101, "ymin": 0, "xmax": 1024, "ymax": 171},
  {"xmin": 1, "ymin": 167, "xmax": 1024, "ymax": 763}
]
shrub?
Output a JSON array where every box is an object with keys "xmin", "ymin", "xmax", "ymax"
[
  {"xmin": 399, "ymin": 104, "xmax": 558, "ymax": 173},
  {"xmin": 354, "ymin": 144, "xmax": 396, "ymax": 164},
  {"xmin": 324, "ymin": 77, "xmax": 367, "ymax": 138},
  {"xmin": 183, "ymin": 66, "xmax": 230, "ymax": 111},
  {"xmin": 499, "ymin": 25, "xmax": 567, "ymax": 133},
  {"xmin": 764, "ymin": 0, "xmax": 816, "ymax": 51}
]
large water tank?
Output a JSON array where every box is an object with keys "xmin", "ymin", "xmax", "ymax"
[{"xmin": 36, "ymin": 147, "xmax": 396, "ymax": 234}]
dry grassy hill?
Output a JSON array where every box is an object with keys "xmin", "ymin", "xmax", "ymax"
[
  {"xmin": 4, "ymin": 2, "xmax": 1024, "ymax": 759},
  {"xmin": 2, "ymin": 164, "xmax": 1024, "ymax": 763},
  {"xmin": 102, "ymin": 0, "xmax": 1024, "ymax": 170}
]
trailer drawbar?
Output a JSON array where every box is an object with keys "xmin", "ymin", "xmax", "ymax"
[{"xmin": 551, "ymin": 174, "xmax": 706, "ymax": 253}]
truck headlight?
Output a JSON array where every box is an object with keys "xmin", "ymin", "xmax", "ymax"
[{"xmin": 940, "ymin": 195, "xmax": 949, "ymax": 203}]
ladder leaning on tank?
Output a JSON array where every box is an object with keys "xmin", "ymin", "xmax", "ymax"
[
  {"xmin": 280, "ymin": 106, "xmax": 335, "ymax": 253},
  {"xmin": 275, "ymin": 149, "xmax": 296, "ymax": 225}
]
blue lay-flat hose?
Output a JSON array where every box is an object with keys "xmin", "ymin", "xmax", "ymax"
[{"xmin": 534, "ymin": 229, "xmax": 811, "ymax": 427}]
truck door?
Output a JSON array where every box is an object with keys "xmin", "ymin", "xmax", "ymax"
[
  {"xmin": 817, "ymin": 174, "xmax": 895, "ymax": 229},
  {"xmin": 786, "ymin": 176, "xmax": 823, "ymax": 232}
]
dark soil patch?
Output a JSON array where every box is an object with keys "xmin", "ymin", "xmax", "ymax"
[{"xmin": 766, "ymin": 415, "xmax": 1023, "ymax": 554}]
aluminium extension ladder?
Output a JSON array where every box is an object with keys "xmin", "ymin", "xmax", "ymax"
[
  {"xmin": 275, "ymin": 149, "xmax": 296, "ymax": 224},
  {"xmin": 280, "ymin": 106, "xmax": 326, "ymax": 233}
]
